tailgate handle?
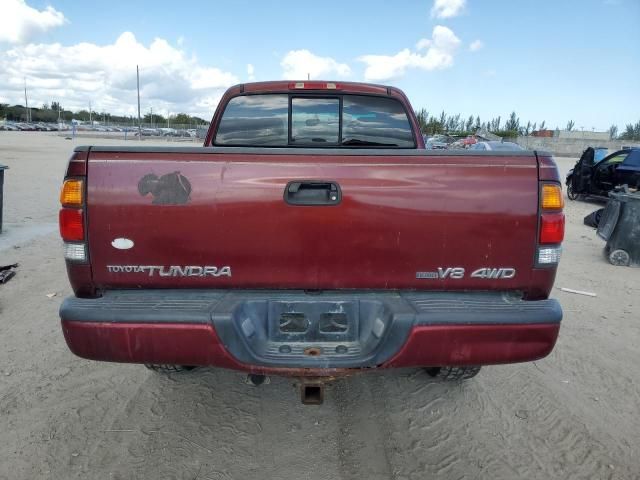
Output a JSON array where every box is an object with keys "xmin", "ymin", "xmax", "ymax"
[{"xmin": 284, "ymin": 181, "xmax": 342, "ymax": 206}]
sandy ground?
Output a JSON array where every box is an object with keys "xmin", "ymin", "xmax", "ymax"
[{"xmin": 0, "ymin": 132, "xmax": 638, "ymax": 480}]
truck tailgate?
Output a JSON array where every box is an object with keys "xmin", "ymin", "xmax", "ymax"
[{"xmin": 86, "ymin": 147, "xmax": 539, "ymax": 292}]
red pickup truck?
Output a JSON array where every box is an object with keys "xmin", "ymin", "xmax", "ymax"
[{"xmin": 59, "ymin": 81, "xmax": 564, "ymax": 403}]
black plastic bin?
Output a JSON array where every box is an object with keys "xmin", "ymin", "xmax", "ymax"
[
  {"xmin": 0, "ymin": 165, "xmax": 7, "ymax": 234},
  {"xmin": 597, "ymin": 188, "xmax": 640, "ymax": 266}
]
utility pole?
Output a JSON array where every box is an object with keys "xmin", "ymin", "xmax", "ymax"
[
  {"xmin": 150, "ymin": 107, "xmax": 153, "ymax": 128},
  {"xmin": 89, "ymin": 101, "xmax": 92, "ymax": 124},
  {"xmin": 24, "ymin": 77, "xmax": 30, "ymax": 122},
  {"xmin": 57, "ymin": 102, "xmax": 61, "ymax": 124},
  {"xmin": 137, "ymin": 65, "xmax": 142, "ymax": 140}
]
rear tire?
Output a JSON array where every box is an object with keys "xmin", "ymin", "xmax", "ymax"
[
  {"xmin": 425, "ymin": 366, "xmax": 481, "ymax": 381},
  {"xmin": 144, "ymin": 364, "xmax": 196, "ymax": 373}
]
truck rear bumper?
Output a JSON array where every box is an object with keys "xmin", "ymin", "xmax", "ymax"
[{"xmin": 60, "ymin": 290, "xmax": 562, "ymax": 374}]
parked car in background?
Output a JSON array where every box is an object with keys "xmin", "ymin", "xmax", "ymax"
[
  {"xmin": 470, "ymin": 141, "xmax": 523, "ymax": 151},
  {"xmin": 159, "ymin": 128, "xmax": 178, "ymax": 136},
  {"xmin": 567, "ymin": 147, "xmax": 640, "ymax": 199},
  {"xmin": 424, "ymin": 135, "xmax": 449, "ymax": 149},
  {"xmin": 34, "ymin": 123, "xmax": 57, "ymax": 131},
  {"xmin": 456, "ymin": 136, "xmax": 477, "ymax": 148},
  {"xmin": 134, "ymin": 128, "xmax": 161, "ymax": 136}
]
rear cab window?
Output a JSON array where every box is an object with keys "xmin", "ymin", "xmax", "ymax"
[
  {"xmin": 215, "ymin": 94, "xmax": 288, "ymax": 146},
  {"xmin": 291, "ymin": 97, "xmax": 340, "ymax": 145},
  {"xmin": 214, "ymin": 93, "xmax": 415, "ymax": 148},
  {"xmin": 342, "ymin": 95, "xmax": 414, "ymax": 147}
]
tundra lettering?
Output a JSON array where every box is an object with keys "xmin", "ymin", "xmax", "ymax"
[{"xmin": 106, "ymin": 265, "xmax": 232, "ymax": 277}]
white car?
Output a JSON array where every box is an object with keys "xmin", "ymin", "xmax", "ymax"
[{"xmin": 470, "ymin": 141, "xmax": 523, "ymax": 151}]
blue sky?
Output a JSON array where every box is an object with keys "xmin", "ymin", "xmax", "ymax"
[{"xmin": 2, "ymin": 0, "xmax": 639, "ymax": 130}]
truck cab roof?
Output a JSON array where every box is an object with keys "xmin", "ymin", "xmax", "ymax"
[{"xmin": 225, "ymin": 80, "xmax": 404, "ymax": 96}]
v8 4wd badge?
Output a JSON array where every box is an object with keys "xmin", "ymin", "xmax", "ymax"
[
  {"xmin": 416, "ymin": 267, "xmax": 515, "ymax": 279},
  {"xmin": 470, "ymin": 267, "xmax": 516, "ymax": 279}
]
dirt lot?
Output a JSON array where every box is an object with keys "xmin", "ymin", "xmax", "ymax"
[{"xmin": 0, "ymin": 132, "xmax": 638, "ymax": 479}]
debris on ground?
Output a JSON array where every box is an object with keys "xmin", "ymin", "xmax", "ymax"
[
  {"xmin": 560, "ymin": 287, "xmax": 597, "ymax": 297},
  {"xmin": 45, "ymin": 292, "xmax": 57, "ymax": 298},
  {"xmin": 597, "ymin": 188, "xmax": 640, "ymax": 267},
  {"xmin": 0, "ymin": 263, "xmax": 18, "ymax": 284},
  {"xmin": 583, "ymin": 208, "xmax": 604, "ymax": 228}
]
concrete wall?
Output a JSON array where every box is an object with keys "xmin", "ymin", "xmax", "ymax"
[
  {"xmin": 514, "ymin": 136, "xmax": 640, "ymax": 157},
  {"xmin": 556, "ymin": 130, "xmax": 610, "ymax": 141}
]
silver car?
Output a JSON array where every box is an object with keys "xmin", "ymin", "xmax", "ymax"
[{"xmin": 470, "ymin": 141, "xmax": 523, "ymax": 151}]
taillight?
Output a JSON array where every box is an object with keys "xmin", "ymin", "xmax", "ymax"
[
  {"xmin": 541, "ymin": 184, "xmax": 564, "ymax": 210},
  {"xmin": 540, "ymin": 212, "xmax": 565, "ymax": 244},
  {"xmin": 59, "ymin": 208, "xmax": 84, "ymax": 241},
  {"xmin": 59, "ymin": 178, "xmax": 87, "ymax": 262},
  {"xmin": 60, "ymin": 179, "xmax": 83, "ymax": 207},
  {"xmin": 62, "ymin": 242, "xmax": 87, "ymax": 261},
  {"xmin": 537, "ymin": 183, "xmax": 564, "ymax": 266}
]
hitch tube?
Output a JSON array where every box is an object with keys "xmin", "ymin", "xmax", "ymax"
[{"xmin": 300, "ymin": 380, "xmax": 325, "ymax": 405}]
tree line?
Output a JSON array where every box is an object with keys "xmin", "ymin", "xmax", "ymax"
[
  {"xmin": 414, "ymin": 108, "xmax": 640, "ymax": 141},
  {"xmin": 2, "ymin": 102, "xmax": 639, "ymax": 141},
  {"xmin": 0, "ymin": 102, "xmax": 208, "ymax": 126}
]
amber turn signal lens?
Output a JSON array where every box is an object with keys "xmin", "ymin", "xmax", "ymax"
[
  {"xmin": 60, "ymin": 179, "xmax": 83, "ymax": 207},
  {"xmin": 541, "ymin": 184, "xmax": 563, "ymax": 210}
]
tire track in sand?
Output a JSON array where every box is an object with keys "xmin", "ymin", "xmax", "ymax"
[{"xmin": 334, "ymin": 372, "xmax": 398, "ymax": 480}]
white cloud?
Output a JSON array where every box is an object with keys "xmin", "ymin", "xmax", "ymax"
[
  {"xmin": 190, "ymin": 66, "xmax": 237, "ymax": 89},
  {"xmin": 415, "ymin": 38, "xmax": 432, "ymax": 50},
  {"xmin": 359, "ymin": 26, "xmax": 461, "ymax": 81},
  {"xmin": 0, "ymin": 0, "xmax": 66, "ymax": 44},
  {"xmin": 281, "ymin": 49, "xmax": 351, "ymax": 80},
  {"xmin": 430, "ymin": 0, "xmax": 466, "ymax": 18},
  {"xmin": 0, "ymin": 32, "xmax": 239, "ymax": 118},
  {"xmin": 247, "ymin": 63, "xmax": 255, "ymax": 81},
  {"xmin": 469, "ymin": 39, "xmax": 484, "ymax": 52}
]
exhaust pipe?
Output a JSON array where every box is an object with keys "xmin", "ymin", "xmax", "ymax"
[{"xmin": 300, "ymin": 382, "xmax": 325, "ymax": 405}]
